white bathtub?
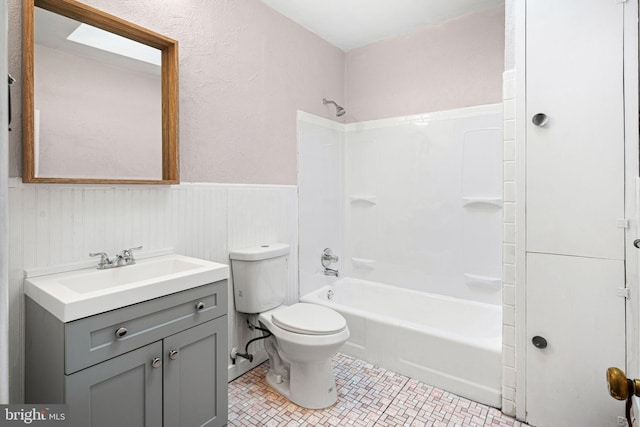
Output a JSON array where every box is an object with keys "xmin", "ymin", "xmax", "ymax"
[{"xmin": 300, "ymin": 277, "xmax": 502, "ymax": 407}]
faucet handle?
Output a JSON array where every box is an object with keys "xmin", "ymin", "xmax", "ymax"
[
  {"xmin": 89, "ymin": 252, "xmax": 111, "ymax": 268},
  {"xmin": 122, "ymin": 245, "xmax": 143, "ymax": 262},
  {"xmin": 321, "ymin": 248, "xmax": 339, "ymax": 268}
]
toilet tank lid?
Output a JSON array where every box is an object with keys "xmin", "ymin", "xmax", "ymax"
[{"xmin": 229, "ymin": 243, "xmax": 290, "ymax": 261}]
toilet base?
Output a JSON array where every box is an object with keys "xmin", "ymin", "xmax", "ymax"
[{"xmin": 265, "ymin": 359, "xmax": 338, "ymax": 409}]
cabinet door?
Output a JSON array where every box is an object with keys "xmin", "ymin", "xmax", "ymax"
[
  {"xmin": 163, "ymin": 316, "xmax": 228, "ymax": 427},
  {"xmin": 526, "ymin": 253, "xmax": 625, "ymax": 427},
  {"xmin": 525, "ymin": 0, "xmax": 624, "ymax": 260},
  {"xmin": 65, "ymin": 341, "xmax": 163, "ymax": 427}
]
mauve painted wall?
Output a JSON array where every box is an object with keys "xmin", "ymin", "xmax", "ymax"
[
  {"xmin": 8, "ymin": 1, "xmax": 504, "ymax": 184},
  {"xmin": 8, "ymin": 0, "xmax": 345, "ymax": 184},
  {"xmin": 345, "ymin": 5, "xmax": 505, "ymax": 123}
]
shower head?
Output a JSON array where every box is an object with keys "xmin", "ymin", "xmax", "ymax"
[{"xmin": 323, "ymin": 98, "xmax": 346, "ymax": 117}]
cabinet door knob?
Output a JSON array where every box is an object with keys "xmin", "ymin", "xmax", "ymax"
[
  {"xmin": 196, "ymin": 302, "xmax": 206, "ymax": 311},
  {"xmin": 169, "ymin": 350, "xmax": 179, "ymax": 360},
  {"xmin": 532, "ymin": 335, "xmax": 548, "ymax": 349},
  {"xmin": 151, "ymin": 357, "xmax": 162, "ymax": 368},
  {"xmin": 115, "ymin": 327, "xmax": 128, "ymax": 338},
  {"xmin": 532, "ymin": 113, "xmax": 548, "ymax": 127}
]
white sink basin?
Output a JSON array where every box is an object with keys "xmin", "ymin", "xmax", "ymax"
[{"xmin": 24, "ymin": 254, "xmax": 229, "ymax": 322}]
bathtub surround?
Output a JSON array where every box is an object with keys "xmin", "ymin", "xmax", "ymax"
[
  {"xmin": 298, "ymin": 105, "xmax": 503, "ymax": 305},
  {"xmin": 7, "ymin": 180, "xmax": 298, "ymax": 400},
  {"xmin": 344, "ymin": 106, "xmax": 503, "ymax": 304}
]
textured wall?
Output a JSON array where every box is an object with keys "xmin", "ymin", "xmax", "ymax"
[
  {"xmin": 8, "ymin": 1, "xmax": 504, "ymax": 183},
  {"xmin": 8, "ymin": 0, "xmax": 345, "ymax": 184},
  {"xmin": 504, "ymin": 0, "xmax": 515, "ymax": 70},
  {"xmin": 344, "ymin": 5, "xmax": 505, "ymax": 123}
]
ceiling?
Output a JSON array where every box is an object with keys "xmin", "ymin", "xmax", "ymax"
[{"xmin": 260, "ymin": 0, "xmax": 505, "ymax": 51}]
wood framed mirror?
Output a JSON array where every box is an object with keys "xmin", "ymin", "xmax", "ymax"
[{"xmin": 23, "ymin": 0, "xmax": 179, "ymax": 184}]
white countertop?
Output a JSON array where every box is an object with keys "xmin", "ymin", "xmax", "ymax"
[{"xmin": 24, "ymin": 254, "xmax": 229, "ymax": 322}]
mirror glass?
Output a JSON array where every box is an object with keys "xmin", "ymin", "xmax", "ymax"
[
  {"xmin": 34, "ymin": 8, "xmax": 162, "ymax": 180},
  {"xmin": 24, "ymin": 0, "xmax": 179, "ymax": 184}
]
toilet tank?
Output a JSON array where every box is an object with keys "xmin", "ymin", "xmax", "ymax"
[{"xmin": 229, "ymin": 243, "xmax": 290, "ymax": 314}]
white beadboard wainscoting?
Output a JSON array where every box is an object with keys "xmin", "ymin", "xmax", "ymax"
[{"xmin": 8, "ymin": 179, "xmax": 298, "ymax": 401}]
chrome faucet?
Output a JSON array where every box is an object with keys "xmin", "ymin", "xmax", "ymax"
[
  {"xmin": 90, "ymin": 246, "xmax": 143, "ymax": 270},
  {"xmin": 321, "ymin": 248, "xmax": 339, "ymax": 277}
]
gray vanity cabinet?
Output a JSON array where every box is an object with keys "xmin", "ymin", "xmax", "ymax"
[
  {"xmin": 65, "ymin": 341, "xmax": 163, "ymax": 427},
  {"xmin": 25, "ymin": 280, "xmax": 228, "ymax": 427},
  {"xmin": 164, "ymin": 317, "xmax": 227, "ymax": 427}
]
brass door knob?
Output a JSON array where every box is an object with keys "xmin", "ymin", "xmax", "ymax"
[{"xmin": 606, "ymin": 367, "xmax": 640, "ymax": 400}]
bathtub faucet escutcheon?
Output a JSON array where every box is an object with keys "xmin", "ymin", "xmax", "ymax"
[{"xmin": 321, "ymin": 248, "xmax": 339, "ymax": 277}]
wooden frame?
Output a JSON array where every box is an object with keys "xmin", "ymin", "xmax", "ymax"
[{"xmin": 23, "ymin": 0, "xmax": 179, "ymax": 184}]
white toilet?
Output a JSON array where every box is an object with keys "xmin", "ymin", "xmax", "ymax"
[{"xmin": 229, "ymin": 243, "xmax": 350, "ymax": 409}]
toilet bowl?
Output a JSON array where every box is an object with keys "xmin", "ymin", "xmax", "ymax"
[
  {"xmin": 229, "ymin": 243, "xmax": 349, "ymax": 409},
  {"xmin": 258, "ymin": 303, "xmax": 350, "ymax": 409}
]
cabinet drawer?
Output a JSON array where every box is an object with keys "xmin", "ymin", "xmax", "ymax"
[{"xmin": 65, "ymin": 280, "xmax": 227, "ymax": 374}]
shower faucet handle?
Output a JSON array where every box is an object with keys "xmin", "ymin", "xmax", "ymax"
[{"xmin": 321, "ymin": 248, "xmax": 339, "ymax": 268}]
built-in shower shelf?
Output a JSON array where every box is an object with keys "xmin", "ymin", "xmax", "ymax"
[
  {"xmin": 351, "ymin": 257, "xmax": 377, "ymax": 269},
  {"xmin": 462, "ymin": 197, "xmax": 502, "ymax": 208},
  {"xmin": 464, "ymin": 273, "xmax": 502, "ymax": 290},
  {"xmin": 349, "ymin": 195, "xmax": 377, "ymax": 205}
]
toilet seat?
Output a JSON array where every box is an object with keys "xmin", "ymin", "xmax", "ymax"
[{"xmin": 271, "ymin": 303, "xmax": 346, "ymax": 335}]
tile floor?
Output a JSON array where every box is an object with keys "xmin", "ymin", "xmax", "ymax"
[{"xmin": 228, "ymin": 353, "xmax": 528, "ymax": 427}]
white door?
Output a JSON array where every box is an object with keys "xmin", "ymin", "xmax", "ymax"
[
  {"xmin": 526, "ymin": 0, "xmax": 624, "ymax": 260},
  {"xmin": 525, "ymin": 0, "xmax": 626, "ymax": 426},
  {"xmin": 526, "ymin": 254, "xmax": 625, "ymax": 426}
]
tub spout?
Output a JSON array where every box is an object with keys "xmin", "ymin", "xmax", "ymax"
[{"xmin": 324, "ymin": 268, "xmax": 339, "ymax": 277}]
